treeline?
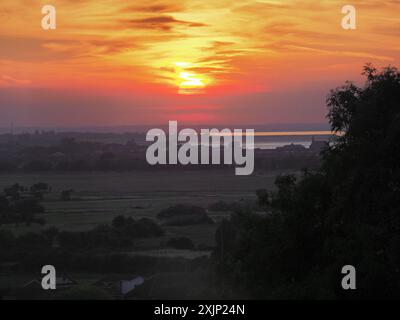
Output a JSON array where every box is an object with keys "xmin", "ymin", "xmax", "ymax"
[
  {"xmin": 1, "ymin": 214, "xmax": 164, "ymax": 251},
  {"xmin": 254, "ymin": 152, "xmax": 320, "ymax": 171},
  {"xmin": 0, "ymin": 136, "xmax": 322, "ymax": 173},
  {"xmin": 0, "ymin": 217, "xmax": 210, "ymax": 277}
]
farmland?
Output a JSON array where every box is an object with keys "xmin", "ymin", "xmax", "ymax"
[{"xmin": 0, "ymin": 170, "xmax": 278, "ymax": 246}]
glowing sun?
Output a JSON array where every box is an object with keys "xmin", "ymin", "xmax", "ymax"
[{"xmin": 174, "ymin": 62, "xmax": 207, "ymax": 94}]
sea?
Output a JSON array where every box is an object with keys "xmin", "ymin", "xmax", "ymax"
[{"xmin": 252, "ymin": 131, "xmax": 334, "ymax": 149}]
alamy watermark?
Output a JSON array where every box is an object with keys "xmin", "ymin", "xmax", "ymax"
[
  {"xmin": 41, "ymin": 265, "xmax": 56, "ymax": 290},
  {"xmin": 341, "ymin": 5, "xmax": 356, "ymax": 30},
  {"xmin": 341, "ymin": 265, "xmax": 356, "ymax": 290},
  {"xmin": 41, "ymin": 5, "xmax": 56, "ymax": 30},
  {"xmin": 146, "ymin": 121, "xmax": 254, "ymax": 176}
]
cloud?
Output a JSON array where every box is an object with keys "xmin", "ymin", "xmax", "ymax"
[
  {"xmin": 1, "ymin": 0, "xmax": 399, "ymax": 126},
  {"xmin": 0, "ymin": 36, "xmax": 88, "ymax": 62},
  {"xmin": 1, "ymin": 74, "xmax": 31, "ymax": 86},
  {"xmin": 121, "ymin": 15, "xmax": 207, "ymax": 31},
  {"xmin": 120, "ymin": 3, "xmax": 185, "ymax": 13}
]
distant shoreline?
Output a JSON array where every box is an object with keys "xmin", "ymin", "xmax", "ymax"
[{"xmin": 0, "ymin": 123, "xmax": 331, "ymax": 134}]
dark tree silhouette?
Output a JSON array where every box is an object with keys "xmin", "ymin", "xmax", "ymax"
[
  {"xmin": 30, "ymin": 182, "xmax": 51, "ymax": 200},
  {"xmin": 0, "ymin": 184, "xmax": 47, "ymax": 226},
  {"xmin": 215, "ymin": 65, "xmax": 400, "ymax": 299}
]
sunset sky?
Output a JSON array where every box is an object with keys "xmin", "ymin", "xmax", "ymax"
[{"xmin": 0, "ymin": 0, "xmax": 399, "ymax": 127}]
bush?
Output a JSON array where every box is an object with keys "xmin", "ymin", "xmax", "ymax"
[
  {"xmin": 57, "ymin": 217, "xmax": 163, "ymax": 251},
  {"xmin": 124, "ymin": 218, "xmax": 164, "ymax": 238},
  {"xmin": 207, "ymin": 200, "xmax": 232, "ymax": 212},
  {"xmin": 60, "ymin": 189, "xmax": 73, "ymax": 201},
  {"xmin": 167, "ymin": 237, "xmax": 195, "ymax": 250},
  {"xmin": 158, "ymin": 204, "xmax": 213, "ymax": 226}
]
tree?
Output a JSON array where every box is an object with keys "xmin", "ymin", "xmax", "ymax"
[
  {"xmin": 167, "ymin": 237, "xmax": 195, "ymax": 250},
  {"xmin": 4, "ymin": 183, "xmax": 25, "ymax": 200},
  {"xmin": 0, "ymin": 184, "xmax": 47, "ymax": 226},
  {"xmin": 112, "ymin": 215, "xmax": 127, "ymax": 228},
  {"xmin": 30, "ymin": 182, "xmax": 51, "ymax": 200},
  {"xmin": 42, "ymin": 227, "xmax": 59, "ymax": 246},
  {"xmin": 60, "ymin": 189, "xmax": 74, "ymax": 201},
  {"xmin": 216, "ymin": 65, "xmax": 400, "ymax": 299}
]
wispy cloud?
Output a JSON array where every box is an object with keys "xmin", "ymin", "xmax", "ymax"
[
  {"xmin": 0, "ymin": 0, "xmax": 399, "ymax": 125},
  {"xmin": 120, "ymin": 15, "xmax": 207, "ymax": 31},
  {"xmin": 1, "ymin": 74, "xmax": 31, "ymax": 86}
]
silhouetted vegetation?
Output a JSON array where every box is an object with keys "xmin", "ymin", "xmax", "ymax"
[
  {"xmin": 0, "ymin": 225, "xmax": 208, "ymax": 276},
  {"xmin": 208, "ymin": 200, "xmax": 260, "ymax": 213},
  {"xmin": 0, "ymin": 129, "xmax": 323, "ymax": 173},
  {"xmin": 0, "ymin": 213, "xmax": 168, "ymax": 277},
  {"xmin": 214, "ymin": 65, "xmax": 400, "ymax": 299},
  {"xmin": 60, "ymin": 189, "xmax": 74, "ymax": 201},
  {"xmin": 167, "ymin": 237, "xmax": 195, "ymax": 250},
  {"xmin": 30, "ymin": 182, "xmax": 51, "ymax": 200},
  {"xmin": 0, "ymin": 183, "xmax": 46, "ymax": 226},
  {"xmin": 158, "ymin": 204, "xmax": 214, "ymax": 226},
  {"xmin": 58, "ymin": 216, "xmax": 164, "ymax": 250}
]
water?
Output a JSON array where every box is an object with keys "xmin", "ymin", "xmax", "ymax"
[
  {"xmin": 249, "ymin": 131, "xmax": 334, "ymax": 150},
  {"xmin": 254, "ymin": 141, "xmax": 312, "ymax": 149},
  {"xmin": 155, "ymin": 130, "xmax": 336, "ymax": 150}
]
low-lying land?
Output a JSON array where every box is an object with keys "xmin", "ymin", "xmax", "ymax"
[{"xmin": 0, "ymin": 170, "xmax": 281, "ymax": 299}]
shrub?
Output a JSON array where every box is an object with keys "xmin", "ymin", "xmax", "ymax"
[{"xmin": 167, "ymin": 237, "xmax": 195, "ymax": 250}]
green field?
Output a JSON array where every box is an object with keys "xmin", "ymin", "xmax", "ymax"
[{"xmin": 0, "ymin": 170, "xmax": 279, "ymax": 248}]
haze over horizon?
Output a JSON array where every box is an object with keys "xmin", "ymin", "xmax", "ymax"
[{"xmin": 0, "ymin": 122, "xmax": 331, "ymax": 135}]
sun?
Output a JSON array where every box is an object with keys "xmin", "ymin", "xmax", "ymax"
[
  {"xmin": 174, "ymin": 62, "xmax": 207, "ymax": 94},
  {"xmin": 179, "ymin": 71, "xmax": 204, "ymax": 87}
]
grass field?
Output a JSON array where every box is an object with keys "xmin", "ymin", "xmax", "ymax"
[
  {"xmin": 0, "ymin": 170, "xmax": 280, "ymax": 250},
  {"xmin": 0, "ymin": 170, "xmax": 284, "ymax": 298}
]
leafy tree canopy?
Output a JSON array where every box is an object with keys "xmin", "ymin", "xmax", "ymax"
[{"xmin": 215, "ymin": 65, "xmax": 400, "ymax": 299}]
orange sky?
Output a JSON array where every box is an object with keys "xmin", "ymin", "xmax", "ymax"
[{"xmin": 0, "ymin": 0, "xmax": 399, "ymax": 126}]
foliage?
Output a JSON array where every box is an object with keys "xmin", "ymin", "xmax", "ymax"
[
  {"xmin": 60, "ymin": 189, "xmax": 74, "ymax": 201},
  {"xmin": 158, "ymin": 204, "xmax": 213, "ymax": 226},
  {"xmin": 215, "ymin": 65, "xmax": 400, "ymax": 299},
  {"xmin": 0, "ymin": 183, "xmax": 46, "ymax": 226},
  {"xmin": 167, "ymin": 237, "xmax": 195, "ymax": 250},
  {"xmin": 57, "ymin": 216, "xmax": 164, "ymax": 250},
  {"xmin": 30, "ymin": 182, "xmax": 51, "ymax": 200}
]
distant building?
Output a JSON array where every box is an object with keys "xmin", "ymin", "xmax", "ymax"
[
  {"xmin": 55, "ymin": 275, "xmax": 78, "ymax": 288},
  {"xmin": 94, "ymin": 275, "xmax": 145, "ymax": 298},
  {"xmin": 121, "ymin": 277, "xmax": 145, "ymax": 295},
  {"xmin": 14, "ymin": 275, "xmax": 77, "ymax": 299},
  {"xmin": 309, "ymin": 138, "xmax": 328, "ymax": 153},
  {"xmin": 125, "ymin": 272, "xmax": 200, "ymax": 300},
  {"xmin": 22, "ymin": 274, "xmax": 77, "ymax": 289},
  {"xmin": 276, "ymin": 143, "xmax": 307, "ymax": 152}
]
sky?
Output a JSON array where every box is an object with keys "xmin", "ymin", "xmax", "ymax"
[{"xmin": 0, "ymin": 0, "xmax": 399, "ymax": 127}]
